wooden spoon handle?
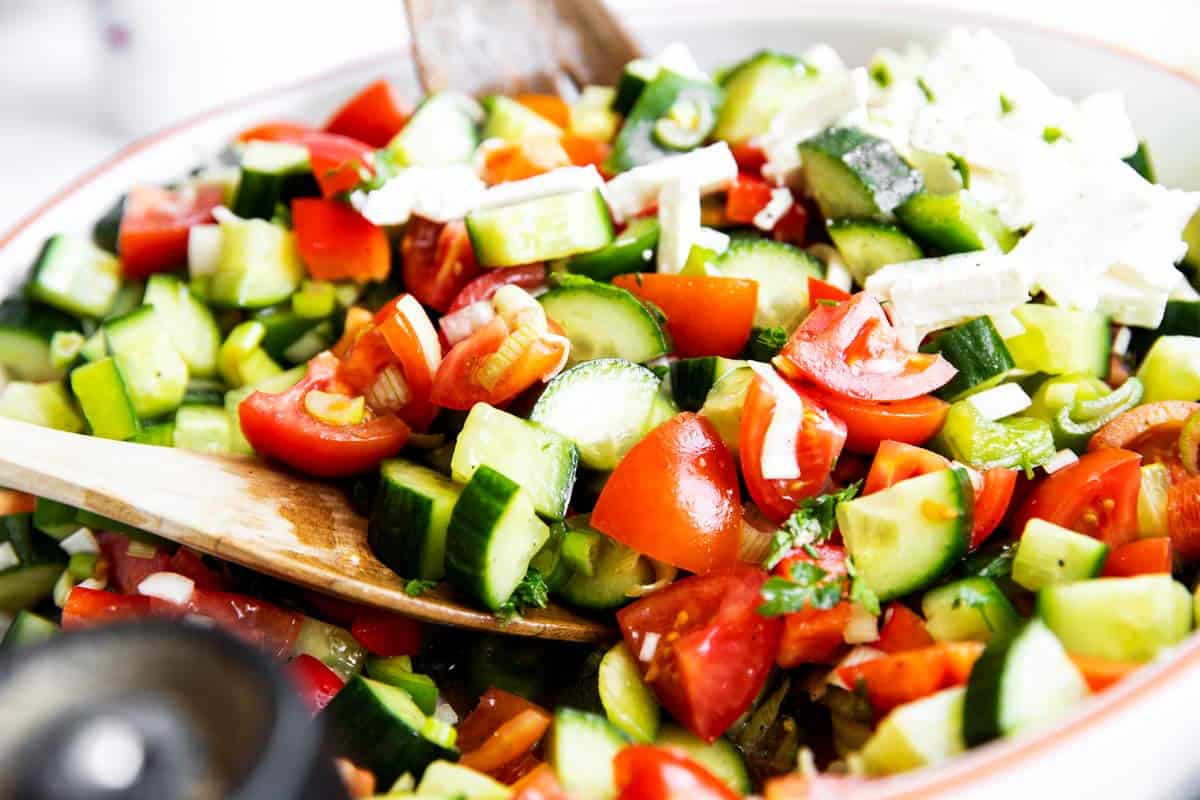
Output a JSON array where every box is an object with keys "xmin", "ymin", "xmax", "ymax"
[{"xmin": 0, "ymin": 416, "xmax": 611, "ymax": 642}]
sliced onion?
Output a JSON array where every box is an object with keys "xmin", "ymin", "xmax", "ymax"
[
  {"xmin": 187, "ymin": 224, "xmax": 222, "ymax": 279},
  {"xmin": 59, "ymin": 527, "xmax": 99, "ymax": 556},
  {"xmin": 395, "ymin": 294, "xmax": 443, "ymax": 373},
  {"xmin": 439, "ymin": 301, "xmax": 496, "ymax": 346},
  {"xmin": 738, "ymin": 508, "xmax": 775, "ymax": 565},
  {"xmin": 365, "ymin": 365, "xmax": 410, "ymax": 414},
  {"xmin": 638, "ymin": 632, "xmax": 661, "ymax": 663},
  {"xmin": 966, "ymin": 383, "xmax": 1031, "ymax": 421},
  {"xmin": 1042, "ymin": 449, "xmax": 1079, "ymax": 475},
  {"xmin": 747, "ymin": 362, "xmax": 803, "ymax": 480},
  {"xmin": 476, "ymin": 323, "xmax": 539, "ymax": 391},
  {"xmin": 625, "ymin": 559, "xmax": 678, "ymax": 598},
  {"xmin": 842, "ymin": 603, "xmax": 880, "ymax": 645},
  {"xmin": 137, "ymin": 571, "xmax": 195, "ymax": 605}
]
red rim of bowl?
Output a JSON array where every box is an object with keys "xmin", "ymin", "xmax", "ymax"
[{"xmin": 0, "ymin": 17, "xmax": 1197, "ymax": 798}]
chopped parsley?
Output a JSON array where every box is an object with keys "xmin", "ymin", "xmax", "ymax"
[
  {"xmin": 764, "ymin": 481, "xmax": 862, "ymax": 569},
  {"xmin": 845, "ymin": 555, "xmax": 880, "ymax": 616},
  {"xmin": 758, "ymin": 561, "xmax": 844, "ymax": 617},
  {"xmin": 497, "ymin": 568, "xmax": 550, "ymax": 620},
  {"xmin": 742, "ymin": 326, "xmax": 789, "ymax": 362},
  {"xmin": 404, "ymin": 579, "xmax": 438, "ymax": 597}
]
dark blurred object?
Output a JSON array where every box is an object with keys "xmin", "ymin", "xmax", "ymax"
[{"xmin": 0, "ymin": 622, "xmax": 347, "ymax": 800}]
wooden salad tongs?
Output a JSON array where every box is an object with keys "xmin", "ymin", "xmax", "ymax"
[{"xmin": 0, "ymin": 0, "xmax": 641, "ymax": 641}]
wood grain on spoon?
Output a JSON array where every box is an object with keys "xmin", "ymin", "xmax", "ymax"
[{"xmin": 0, "ymin": 416, "xmax": 612, "ymax": 642}]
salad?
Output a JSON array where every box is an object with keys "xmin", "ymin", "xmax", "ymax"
[{"xmin": 2, "ymin": 25, "xmax": 1200, "ymax": 799}]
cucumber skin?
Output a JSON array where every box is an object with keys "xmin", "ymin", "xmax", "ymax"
[{"xmin": 962, "ymin": 625, "xmax": 1017, "ymax": 746}]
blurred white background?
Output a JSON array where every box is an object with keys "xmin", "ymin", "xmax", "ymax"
[{"xmin": 1, "ymin": 0, "xmax": 1197, "ymax": 232}]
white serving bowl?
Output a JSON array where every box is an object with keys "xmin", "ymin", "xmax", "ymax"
[{"xmin": 1, "ymin": 4, "xmax": 1198, "ymax": 797}]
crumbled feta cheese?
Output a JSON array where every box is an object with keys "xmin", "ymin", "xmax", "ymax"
[
  {"xmin": 474, "ymin": 165, "xmax": 605, "ymax": 212},
  {"xmin": 865, "ymin": 251, "xmax": 1031, "ymax": 332},
  {"xmin": 354, "ymin": 164, "xmax": 485, "ymax": 225},
  {"xmin": 753, "ymin": 187, "xmax": 794, "ymax": 231},
  {"xmin": 1043, "ymin": 449, "xmax": 1080, "ymax": 475},
  {"xmin": 605, "ymin": 142, "xmax": 737, "ymax": 223},
  {"xmin": 657, "ymin": 176, "xmax": 701, "ymax": 274},
  {"xmin": 694, "ymin": 226, "xmax": 731, "ymax": 255},
  {"xmin": 967, "ymin": 383, "xmax": 1031, "ymax": 421},
  {"xmin": 759, "ymin": 68, "xmax": 870, "ymax": 186}
]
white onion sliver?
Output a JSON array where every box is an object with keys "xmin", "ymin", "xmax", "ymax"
[
  {"xmin": 1043, "ymin": 449, "xmax": 1080, "ymax": 474},
  {"xmin": 395, "ymin": 294, "xmax": 444, "ymax": 372},
  {"xmin": 638, "ymin": 632, "xmax": 662, "ymax": 663},
  {"xmin": 843, "ymin": 603, "xmax": 880, "ymax": 644},
  {"xmin": 747, "ymin": 362, "xmax": 804, "ymax": 480},
  {"xmin": 1112, "ymin": 326, "xmax": 1132, "ymax": 357},
  {"xmin": 966, "ymin": 383, "xmax": 1031, "ymax": 421},
  {"xmin": 439, "ymin": 301, "xmax": 495, "ymax": 346},
  {"xmin": 187, "ymin": 224, "xmax": 222, "ymax": 279},
  {"xmin": 137, "ymin": 572, "xmax": 195, "ymax": 605},
  {"xmin": 60, "ymin": 527, "xmax": 99, "ymax": 556}
]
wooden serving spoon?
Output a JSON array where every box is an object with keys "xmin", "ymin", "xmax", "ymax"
[{"xmin": 0, "ymin": 416, "xmax": 612, "ymax": 642}]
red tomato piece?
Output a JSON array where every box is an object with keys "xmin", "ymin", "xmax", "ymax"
[
  {"xmin": 447, "ymin": 264, "xmax": 548, "ymax": 313},
  {"xmin": 460, "ymin": 709, "xmax": 552, "ymax": 780},
  {"xmin": 511, "ymin": 764, "xmax": 569, "ymax": 800},
  {"xmin": 593, "ymin": 414, "xmax": 742, "ymax": 574},
  {"xmin": 1069, "ymin": 654, "xmax": 1139, "ymax": 693},
  {"xmin": 236, "ymin": 121, "xmax": 314, "ymax": 143},
  {"xmin": 240, "ymin": 352, "xmax": 410, "ymax": 477},
  {"xmin": 612, "ymin": 274, "xmax": 757, "ymax": 358},
  {"xmin": 812, "ymin": 390, "xmax": 949, "ymax": 454},
  {"xmin": 836, "ymin": 642, "xmax": 983, "ymax": 716},
  {"xmin": 482, "ymin": 138, "xmax": 570, "ymax": 185},
  {"xmin": 729, "ymin": 142, "xmax": 767, "ymax": 174},
  {"xmin": 1012, "ymin": 448, "xmax": 1142, "ymax": 547},
  {"xmin": 876, "ymin": 603, "xmax": 935, "ymax": 654},
  {"xmin": 614, "ymin": 746, "xmax": 739, "ymax": 800},
  {"xmin": 617, "ymin": 567, "xmax": 781, "ymax": 742},
  {"xmin": 770, "ymin": 202, "xmax": 809, "ymax": 247},
  {"xmin": 863, "ymin": 441, "xmax": 951, "ymax": 496},
  {"xmin": 1168, "ymin": 476, "xmax": 1200, "ymax": 561},
  {"xmin": 516, "ymin": 93, "xmax": 570, "ymax": 127},
  {"xmin": 61, "ymin": 586, "xmax": 153, "ymax": 631},
  {"xmin": 289, "ymin": 653, "xmax": 345, "ymax": 712},
  {"xmin": 166, "ymin": 548, "xmax": 225, "ymax": 591},
  {"xmin": 324, "ymin": 79, "xmax": 411, "ymax": 148},
  {"xmin": 807, "ymin": 276, "xmax": 851, "ymax": 308},
  {"xmin": 779, "ymin": 293, "xmax": 957, "ymax": 401},
  {"xmin": 240, "ymin": 125, "xmax": 375, "ymax": 198},
  {"xmin": 292, "ymin": 198, "xmax": 390, "ymax": 283},
  {"xmin": 561, "ymin": 133, "xmax": 612, "ymax": 173},
  {"xmin": 970, "ymin": 467, "xmax": 1018, "ymax": 548},
  {"xmin": 185, "ymin": 588, "xmax": 304, "ymax": 658},
  {"xmin": 117, "ymin": 184, "xmax": 222, "ymax": 279},
  {"xmin": 457, "ymin": 688, "xmax": 548, "ymax": 753},
  {"xmin": 400, "ymin": 218, "xmax": 482, "ymax": 313},
  {"xmin": 430, "ymin": 315, "xmax": 565, "ymax": 410},
  {"xmin": 349, "ymin": 612, "xmax": 423, "ymax": 657},
  {"xmin": 1091, "ymin": 401, "xmax": 1200, "ymax": 484},
  {"xmin": 97, "ymin": 533, "xmax": 172, "ymax": 594},
  {"xmin": 777, "ymin": 604, "xmax": 853, "ymax": 667},
  {"xmin": 1103, "ymin": 537, "xmax": 1173, "ymax": 577},
  {"xmin": 725, "ymin": 173, "xmax": 774, "ymax": 224},
  {"xmin": 739, "ymin": 372, "xmax": 847, "ymax": 523}
]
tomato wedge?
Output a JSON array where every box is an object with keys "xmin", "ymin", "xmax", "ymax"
[
  {"xmin": 773, "ymin": 543, "xmax": 852, "ymax": 667},
  {"xmin": 862, "ymin": 441, "xmax": 950, "ymax": 496},
  {"xmin": 725, "ymin": 172, "xmax": 774, "ymax": 224},
  {"xmin": 739, "ymin": 371, "xmax": 846, "ymax": 523},
  {"xmin": 1102, "ymin": 537, "xmax": 1173, "ymax": 577},
  {"xmin": 593, "ymin": 413, "xmax": 742, "ymax": 574},
  {"xmin": 778, "ymin": 293, "xmax": 956, "ymax": 401},
  {"xmin": 458, "ymin": 688, "xmax": 551, "ymax": 782},
  {"xmin": 836, "ymin": 642, "xmax": 983, "ymax": 717},
  {"xmin": 236, "ymin": 121, "xmax": 314, "ymax": 143},
  {"xmin": 292, "ymin": 198, "xmax": 390, "ymax": 283},
  {"xmin": 240, "ymin": 352, "xmax": 410, "ymax": 477},
  {"xmin": 516, "ymin": 94, "xmax": 570, "ymax": 127},
  {"xmin": 876, "ymin": 603, "xmax": 936, "ymax": 654},
  {"xmin": 400, "ymin": 218, "xmax": 482, "ymax": 313},
  {"xmin": 512, "ymin": 764, "xmax": 569, "ymax": 800},
  {"xmin": 1069, "ymin": 654, "xmax": 1139, "ymax": 692},
  {"xmin": 970, "ymin": 467, "xmax": 1019, "ymax": 548},
  {"xmin": 447, "ymin": 264, "xmax": 548, "ymax": 313},
  {"xmin": 1168, "ymin": 476, "xmax": 1200, "ymax": 561},
  {"xmin": 349, "ymin": 612, "xmax": 423, "ymax": 656},
  {"xmin": 289, "ymin": 653, "xmax": 344, "ymax": 712},
  {"xmin": 614, "ymin": 746, "xmax": 739, "ymax": 800},
  {"xmin": 561, "ymin": 134, "xmax": 612, "ymax": 172},
  {"xmin": 617, "ymin": 567, "xmax": 781, "ymax": 742},
  {"xmin": 117, "ymin": 184, "xmax": 223, "ymax": 279},
  {"xmin": 613, "ymin": 274, "xmax": 758, "ymax": 358},
  {"xmin": 812, "ymin": 390, "xmax": 949, "ymax": 454},
  {"xmin": 807, "ymin": 276, "xmax": 851, "ymax": 308},
  {"xmin": 323, "ymin": 79, "xmax": 411, "ymax": 148},
  {"xmin": 1091, "ymin": 401, "xmax": 1200, "ymax": 483},
  {"xmin": 483, "ymin": 137, "xmax": 570, "ymax": 184},
  {"xmin": 61, "ymin": 586, "xmax": 153, "ymax": 631},
  {"xmin": 1012, "ymin": 448, "xmax": 1142, "ymax": 547},
  {"xmin": 239, "ymin": 126, "xmax": 375, "ymax": 198}
]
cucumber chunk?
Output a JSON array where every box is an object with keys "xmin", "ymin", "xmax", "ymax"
[
  {"xmin": 531, "ymin": 359, "xmax": 671, "ymax": 470},
  {"xmin": 417, "ymin": 761, "xmax": 508, "ymax": 800},
  {"xmin": 482, "ymin": 95, "xmax": 562, "ymax": 142},
  {"xmin": 921, "ymin": 576, "xmax": 1021, "ymax": 643},
  {"xmin": 714, "ymin": 51, "xmax": 815, "ymax": 143},
  {"xmin": 710, "ymin": 237, "xmax": 822, "ymax": 331},
  {"xmin": 655, "ymin": 725, "xmax": 751, "ymax": 795},
  {"xmin": 70, "ymin": 357, "xmax": 140, "ymax": 441},
  {"xmin": 0, "ymin": 299, "xmax": 78, "ymax": 381},
  {"xmin": 387, "ymin": 91, "xmax": 480, "ymax": 166},
  {"xmin": 445, "ymin": 466, "xmax": 550, "ymax": 611},
  {"xmin": 451, "ymin": 403, "xmax": 577, "ymax": 520},
  {"xmin": 172, "ymin": 406, "xmax": 235, "ymax": 454},
  {"xmin": 210, "ymin": 217, "xmax": 304, "ymax": 309},
  {"xmin": 799, "ymin": 127, "xmax": 923, "ymax": 220},
  {"xmin": 860, "ymin": 687, "xmax": 965, "ymax": 776},
  {"xmin": 921, "ymin": 317, "xmax": 1018, "ymax": 401},
  {"xmin": 1003, "ymin": 304, "xmax": 1110, "ymax": 377},
  {"xmin": 0, "ymin": 514, "xmax": 66, "ymax": 612},
  {"xmin": 467, "ymin": 189, "xmax": 614, "ymax": 267},
  {"xmin": 231, "ymin": 140, "xmax": 316, "ymax": 220},
  {"xmin": 827, "ymin": 219, "xmax": 923, "ymax": 285},
  {"xmin": 963, "ymin": 619, "xmax": 1088, "ymax": 746},
  {"xmin": 1136, "ymin": 335, "xmax": 1200, "ymax": 403},
  {"xmin": 1038, "ymin": 575, "xmax": 1192, "ymax": 662},
  {"xmin": 539, "ymin": 281, "xmax": 668, "ymax": 365},
  {"xmin": 1011, "ymin": 519, "xmax": 1108, "ymax": 591},
  {"xmin": 599, "ymin": 641, "xmax": 660, "ymax": 743},
  {"xmin": 0, "ymin": 609, "xmax": 58, "ymax": 649},
  {"xmin": 549, "ymin": 708, "xmax": 630, "ymax": 799},
  {"xmin": 837, "ymin": 467, "xmax": 971, "ymax": 601},
  {"xmin": 369, "ymin": 459, "xmax": 462, "ymax": 582},
  {"xmin": 143, "ymin": 274, "xmax": 221, "ymax": 378},
  {"xmin": 103, "ymin": 306, "xmax": 189, "ymax": 419},
  {"xmin": 557, "ymin": 521, "xmax": 655, "ymax": 610},
  {"xmin": 27, "ymin": 234, "xmax": 122, "ymax": 319},
  {"xmin": 896, "ymin": 191, "xmax": 1018, "ymax": 254},
  {"xmin": 0, "ymin": 381, "xmax": 84, "ymax": 433},
  {"xmin": 322, "ymin": 674, "xmax": 457, "ymax": 786},
  {"xmin": 566, "ymin": 217, "xmax": 660, "ymax": 281},
  {"xmin": 698, "ymin": 364, "xmax": 754, "ymax": 457},
  {"xmin": 607, "ymin": 71, "xmax": 724, "ymax": 173}
]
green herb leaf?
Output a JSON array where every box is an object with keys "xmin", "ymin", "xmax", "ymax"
[
  {"xmin": 845, "ymin": 555, "xmax": 881, "ymax": 616},
  {"xmin": 497, "ymin": 568, "xmax": 550, "ymax": 620},
  {"xmin": 758, "ymin": 560, "xmax": 843, "ymax": 617},
  {"xmin": 764, "ymin": 481, "xmax": 862, "ymax": 569},
  {"xmin": 742, "ymin": 326, "xmax": 789, "ymax": 362},
  {"xmin": 404, "ymin": 579, "xmax": 438, "ymax": 597}
]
